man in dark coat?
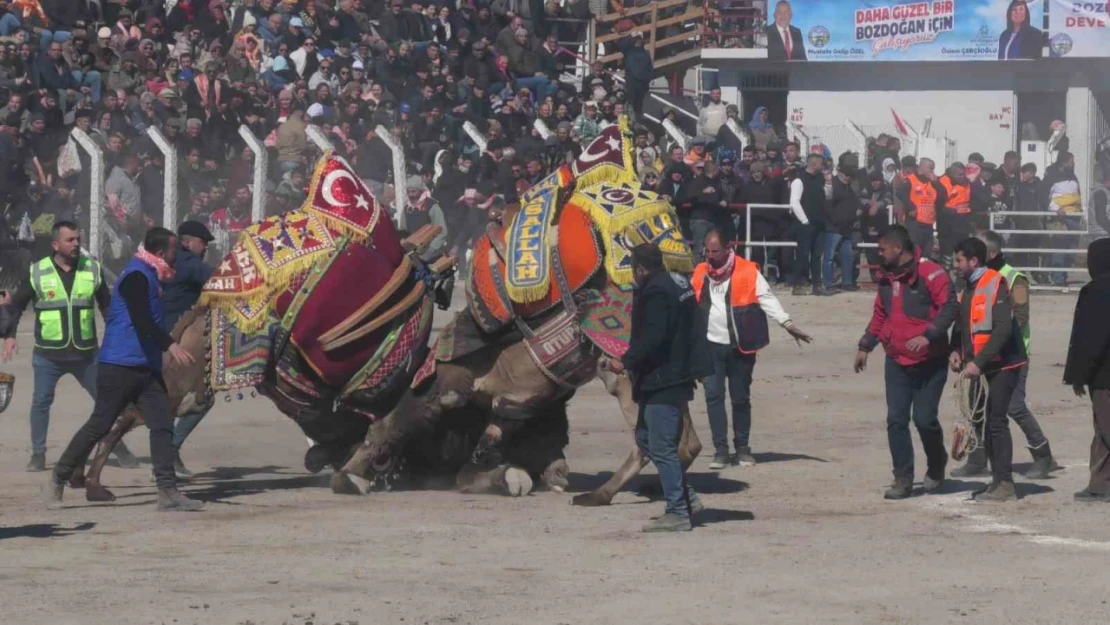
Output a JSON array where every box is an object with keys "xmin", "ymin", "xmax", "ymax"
[
  {"xmin": 162, "ymin": 220, "xmax": 215, "ymax": 476},
  {"xmin": 614, "ymin": 32, "xmax": 653, "ymax": 119},
  {"xmin": 605, "ymin": 244, "xmax": 710, "ymax": 532},
  {"xmin": 1064, "ymin": 238, "xmax": 1110, "ymax": 502}
]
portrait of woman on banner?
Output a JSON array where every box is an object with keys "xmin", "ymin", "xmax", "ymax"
[{"xmin": 998, "ymin": 0, "xmax": 1043, "ymax": 60}]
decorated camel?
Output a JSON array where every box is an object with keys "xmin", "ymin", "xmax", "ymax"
[
  {"xmin": 335, "ymin": 118, "xmax": 704, "ymax": 501},
  {"xmin": 67, "ymin": 155, "xmax": 468, "ymax": 499}
]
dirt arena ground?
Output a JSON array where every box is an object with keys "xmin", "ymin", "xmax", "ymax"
[{"xmin": 1, "ymin": 291, "xmax": 1108, "ymax": 625}]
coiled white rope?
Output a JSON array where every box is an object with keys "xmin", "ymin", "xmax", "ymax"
[{"xmin": 951, "ymin": 374, "xmax": 989, "ymax": 461}]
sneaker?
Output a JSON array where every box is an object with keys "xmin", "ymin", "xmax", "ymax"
[
  {"xmin": 687, "ymin": 489, "xmax": 705, "ymax": 515},
  {"xmin": 973, "ymin": 480, "xmax": 1017, "ymax": 502},
  {"xmin": 112, "ymin": 442, "xmax": 140, "ymax": 469},
  {"xmin": 156, "ymin": 487, "xmax": 205, "ymax": 512},
  {"xmin": 812, "ymin": 286, "xmax": 832, "ymax": 296},
  {"xmin": 42, "ymin": 473, "xmax": 65, "ymax": 509},
  {"xmin": 708, "ymin": 452, "xmax": 730, "ymax": 471},
  {"xmin": 25, "ymin": 453, "xmax": 46, "ymax": 472},
  {"xmin": 922, "ymin": 474, "xmax": 944, "ymax": 493},
  {"xmin": 642, "ymin": 512, "xmax": 692, "ymax": 533},
  {"xmin": 1074, "ymin": 489, "xmax": 1110, "ymax": 503},
  {"xmin": 174, "ymin": 451, "xmax": 193, "ymax": 479},
  {"xmin": 840, "ymin": 284, "xmax": 860, "ymax": 292},
  {"xmin": 791, "ymin": 285, "xmax": 808, "ymax": 296},
  {"xmin": 884, "ymin": 477, "xmax": 913, "ymax": 500},
  {"xmin": 732, "ymin": 446, "xmax": 756, "ymax": 467}
]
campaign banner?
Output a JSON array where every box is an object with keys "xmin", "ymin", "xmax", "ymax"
[
  {"xmin": 1047, "ymin": 1, "xmax": 1110, "ymax": 57},
  {"xmin": 766, "ymin": 0, "xmax": 1047, "ymax": 62}
]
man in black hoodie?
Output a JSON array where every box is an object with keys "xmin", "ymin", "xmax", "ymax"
[
  {"xmin": 1064, "ymin": 237, "xmax": 1110, "ymax": 502},
  {"xmin": 604, "ymin": 243, "xmax": 709, "ymax": 532}
]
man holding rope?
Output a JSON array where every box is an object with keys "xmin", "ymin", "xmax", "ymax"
[
  {"xmin": 950, "ymin": 231, "xmax": 1060, "ymax": 479},
  {"xmin": 949, "ymin": 237, "xmax": 1028, "ymax": 502},
  {"xmin": 855, "ymin": 225, "xmax": 958, "ymax": 500}
]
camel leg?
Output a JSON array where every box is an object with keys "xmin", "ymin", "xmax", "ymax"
[
  {"xmin": 341, "ymin": 365, "xmax": 475, "ymax": 481},
  {"xmin": 572, "ymin": 406, "xmax": 702, "ymax": 507},
  {"xmin": 85, "ymin": 407, "xmax": 143, "ymax": 502},
  {"xmin": 540, "ymin": 458, "xmax": 569, "ymax": 493},
  {"xmin": 572, "ymin": 448, "xmax": 650, "ymax": 506},
  {"xmin": 457, "ymin": 463, "xmax": 534, "ymax": 497}
]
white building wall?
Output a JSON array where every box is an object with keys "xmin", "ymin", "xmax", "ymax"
[{"xmin": 786, "ymin": 90, "xmax": 1016, "ymax": 166}]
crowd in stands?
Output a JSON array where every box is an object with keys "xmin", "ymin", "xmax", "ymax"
[{"xmin": 0, "ymin": 0, "xmax": 1095, "ymax": 289}]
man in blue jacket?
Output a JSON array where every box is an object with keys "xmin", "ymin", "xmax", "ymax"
[
  {"xmin": 46, "ymin": 227, "xmax": 202, "ymax": 511},
  {"xmin": 606, "ymin": 243, "xmax": 710, "ymax": 532}
]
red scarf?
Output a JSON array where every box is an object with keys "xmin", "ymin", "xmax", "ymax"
[
  {"xmin": 707, "ymin": 249, "xmax": 736, "ymax": 282},
  {"xmin": 195, "ymin": 75, "xmax": 222, "ymax": 109},
  {"xmin": 134, "ymin": 245, "xmax": 176, "ymax": 283}
]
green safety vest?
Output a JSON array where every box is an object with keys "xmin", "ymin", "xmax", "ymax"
[
  {"xmin": 998, "ymin": 263, "xmax": 1031, "ymax": 354},
  {"xmin": 30, "ymin": 256, "xmax": 101, "ymax": 351}
]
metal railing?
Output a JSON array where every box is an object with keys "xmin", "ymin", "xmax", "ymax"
[
  {"xmin": 990, "ymin": 210, "xmax": 1089, "ymax": 291},
  {"xmin": 590, "ymin": 0, "xmax": 706, "ymax": 70}
]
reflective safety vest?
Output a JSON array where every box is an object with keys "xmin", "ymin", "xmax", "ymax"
[
  {"xmin": 939, "ymin": 175, "xmax": 971, "ymax": 215},
  {"xmin": 30, "ymin": 256, "xmax": 101, "ymax": 351},
  {"xmin": 692, "ymin": 258, "xmax": 770, "ymax": 354},
  {"xmin": 907, "ymin": 174, "xmax": 938, "ymax": 225},
  {"xmin": 998, "ymin": 263, "xmax": 1031, "ymax": 354},
  {"xmin": 964, "ymin": 268, "xmax": 1026, "ymax": 371}
]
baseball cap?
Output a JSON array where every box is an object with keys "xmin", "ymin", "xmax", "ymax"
[
  {"xmin": 179, "ymin": 220, "xmax": 215, "ymax": 242},
  {"xmin": 290, "ymin": 17, "xmax": 305, "ymax": 27}
]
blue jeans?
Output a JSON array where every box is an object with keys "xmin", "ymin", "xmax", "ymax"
[
  {"xmin": 173, "ymin": 409, "xmax": 208, "ymax": 449},
  {"xmin": 885, "ymin": 356, "xmax": 948, "ymax": 480},
  {"xmin": 71, "ymin": 70, "xmax": 102, "ymax": 103},
  {"xmin": 635, "ymin": 402, "xmax": 690, "ymax": 517},
  {"xmin": 1048, "ymin": 216, "xmax": 1081, "ymax": 286},
  {"xmin": 31, "ymin": 353, "xmax": 98, "ymax": 455},
  {"xmin": 689, "ymin": 218, "xmax": 715, "ymax": 261},
  {"xmin": 0, "ymin": 13, "xmax": 20, "ymax": 36},
  {"xmin": 512, "ymin": 75, "xmax": 553, "ymax": 102},
  {"xmin": 703, "ymin": 342, "xmax": 755, "ymax": 454},
  {"xmin": 823, "ymin": 231, "xmax": 855, "ymax": 289}
]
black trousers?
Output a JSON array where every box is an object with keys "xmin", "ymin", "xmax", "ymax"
[
  {"xmin": 626, "ymin": 79, "xmax": 649, "ymax": 117},
  {"xmin": 983, "ymin": 367, "xmax": 1020, "ymax": 483},
  {"xmin": 54, "ymin": 363, "xmax": 177, "ymax": 490}
]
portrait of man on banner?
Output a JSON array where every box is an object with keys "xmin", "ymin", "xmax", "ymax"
[{"xmin": 766, "ymin": 0, "xmax": 808, "ymax": 61}]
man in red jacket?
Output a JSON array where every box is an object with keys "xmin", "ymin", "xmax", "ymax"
[{"xmin": 854, "ymin": 225, "xmax": 959, "ymax": 499}]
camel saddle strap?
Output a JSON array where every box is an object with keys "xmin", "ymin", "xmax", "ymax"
[
  {"xmin": 316, "ymin": 255, "xmax": 413, "ymax": 346},
  {"xmin": 522, "ymin": 309, "xmax": 596, "ymax": 391},
  {"xmin": 486, "ymin": 222, "xmax": 507, "ymax": 260},
  {"xmin": 548, "ymin": 226, "xmax": 577, "ymax": 316}
]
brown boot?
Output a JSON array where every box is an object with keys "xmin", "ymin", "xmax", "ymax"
[{"xmin": 973, "ymin": 480, "xmax": 1017, "ymax": 502}]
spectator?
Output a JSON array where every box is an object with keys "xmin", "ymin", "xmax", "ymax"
[
  {"xmin": 748, "ymin": 106, "xmax": 777, "ymax": 150},
  {"xmin": 698, "ymin": 88, "xmax": 728, "ymax": 138}
]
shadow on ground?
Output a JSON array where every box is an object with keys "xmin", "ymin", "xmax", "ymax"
[
  {"xmin": 566, "ymin": 472, "xmax": 749, "ymax": 497},
  {"xmin": 697, "ymin": 509, "xmax": 755, "ymax": 525},
  {"xmin": 184, "ymin": 467, "xmax": 330, "ymax": 504},
  {"xmin": 0, "ymin": 522, "xmax": 96, "ymax": 540},
  {"xmin": 753, "ymin": 452, "xmax": 828, "ymax": 464},
  {"xmin": 918, "ymin": 478, "xmax": 1056, "ymax": 498}
]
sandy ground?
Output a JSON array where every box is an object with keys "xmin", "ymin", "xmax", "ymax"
[{"xmin": 1, "ymin": 290, "xmax": 1109, "ymax": 625}]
